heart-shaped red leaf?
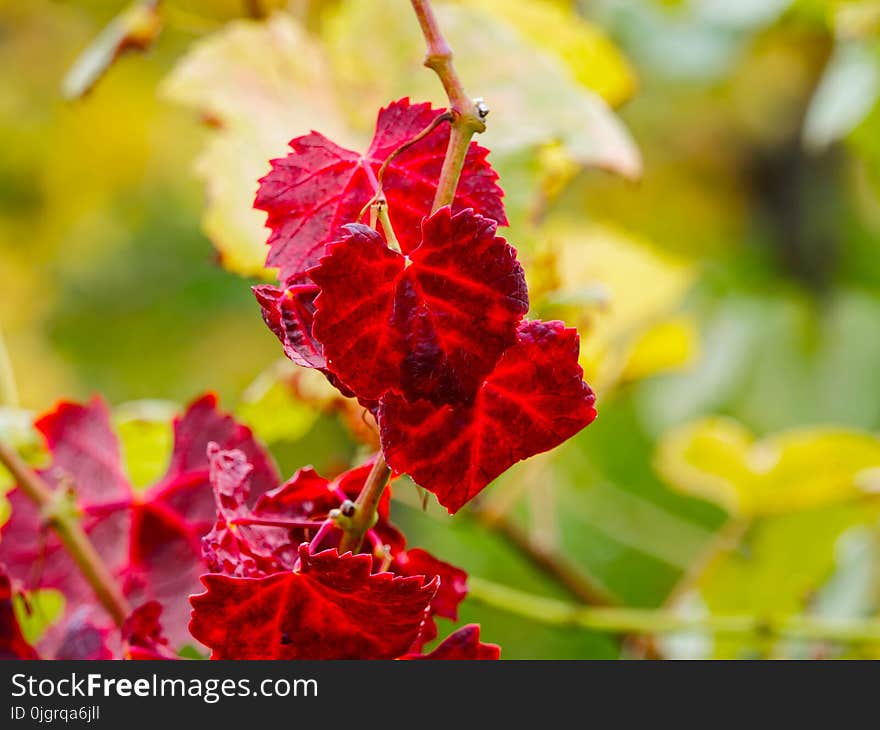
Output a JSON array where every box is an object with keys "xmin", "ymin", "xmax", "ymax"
[
  {"xmin": 189, "ymin": 545, "xmax": 438, "ymax": 659},
  {"xmin": 255, "ymin": 98, "xmax": 506, "ymax": 283},
  {"xmin": 378, "ymin": 320, "xmax": 597, "ymax": 513},
  {"xmin": 310, "ymin": 207, "xmax": 528, "ymax": 404},
  {"xmin": 0, "ymin": 393, "xmax": 278, "ymax": 653}
]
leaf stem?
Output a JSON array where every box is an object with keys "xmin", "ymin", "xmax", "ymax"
[
  {"xmin": 376, "ymin": 200, "xmax": 401, "ymax": 253},
  {"xmin": 410, "ymin": 0, "xmax": 487, "ymax": 211},
  {"xmin": 342, "ymin": 0, "xmax": 482, "ymax": 535},
  {"xmin": 467, "ymin": 576, "xmax": 880, "ymax": 645},
  {"xmin": 338, "ymin": 454, "xmax": 392, "ymax": 554},
  {"xmin": 0, "ymin": 441, "xmax": 130, "ymax": 626},
  {"xmin": 0, "ymin": 322, "xmax": 19, "ymax": 408}
]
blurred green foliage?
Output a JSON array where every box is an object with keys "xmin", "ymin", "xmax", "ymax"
[{"xmin": 3, "ymin": 0, "xmax": 880, "ymax": 659}]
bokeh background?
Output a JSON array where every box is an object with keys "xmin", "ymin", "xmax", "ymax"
[{"xmin": 3, "ymin": 0, "xmax": 880, "ymax": 658}]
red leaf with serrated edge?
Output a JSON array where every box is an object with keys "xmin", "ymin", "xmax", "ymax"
[
  {"xmin": 0, "ymin": 571, "xmax": 38, "ymax": 659},
  {"xmin": 122, "ymin": 601, "xmax": 176, "ymax": 660},
  {"xmin": 255, "ymin": 98, "xmax": 506, "ymax": 283},
  {"xmin": 189, "ymin": 546, "xmax": 438, "ymax": 659},
  {"xmin": 394, "ymin": 548, "xmax": 467, "ymax": 622},
  {"xmin": 403, "ymin": 624, "xmax": 500, "ymax": 660},
  {"xmin": 395, "ymin": 548, "xmax": 468, "ymax": 649},
  {"xmin": 310, "ymin": 207, "xmax": 528, "ymax": 405},
  {"xmin": 201, "ymin": 447, "xmax": 473, "ymax": 652},
  {"xmin": 379, "ymin": 320, "xmax": 597, "ymax": 513},
  {"xmin": 0, "ymin": 393, "xmax": 278, "ymax": 654}
]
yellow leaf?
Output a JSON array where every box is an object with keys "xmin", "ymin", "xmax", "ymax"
[
  {"xmin": 538, "ymin": 223, "xmax": 696, "ymax": 390},
  {"xmin": 114, "ymin": 400, "xmax": 176, "ymax": 490},
  {"xmin": 324, "ymin": 0, "xmax": 641, "ymax": 178},
  {"xmin": 656, "ymin": 417, "xmax": 880, "ymax": 516},
  {"xmin": 14, "ymin": 589, "xmax": 65, "ymax": 646},
  {"xmin": 620, "ymin": 316, "xmax": 699, "ymax": 383},
  {"xmin": 461, "ymin": 0, "xmax": 637, "ymax": 106},
  {"xmin": 162, "ymin": 13, "xmax": 357, "ymax": 278},
  {"xmin": 237, "ymin": 361, "xmax": 320, "ymax": 444}
]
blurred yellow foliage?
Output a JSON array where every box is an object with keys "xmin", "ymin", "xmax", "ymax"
[
  {"xmin": 162, "ymin": 13, "xmax": 356, "ymax": 278},
  {"xmin": 462, "ymin": 0, "xmax": 638, "ymax": 106},
  {"xmin": 326, "ymin": 0, "xmax": 641, "ymax": 175},
  {"xmin": 163, "ymin": 4, "xmax": 641, "ymax": 279},
  {"xmin": 656, "ymin": 417, "xmax": 880, "ymax": 516},
  {"xmin": 538, "ymin": 222, "xmax": 697, "ymax": 391}
]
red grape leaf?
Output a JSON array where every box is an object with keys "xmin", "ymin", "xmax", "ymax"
[
  {"xmin": 253, "ymin": 280, "xmax": 323, "ymax": 370},
  {"xmin": 202, "ymin": 444, "xmax": 292, "ymax": 577},
  {"xmin": 189, "ymin": 545, "xmax": 438, "ymax": 659},
  {"xmin": 254, "ymin": 98, "xmax": 506, "ymax": 283},
  {"xmin": 252, "ymin": 280, "xmax": 356, "ymax": 399},
  {"xmin": 310, "ymin": 207, "xmax": 528, "ymax": 404},
  {"xmin": 0, "ymin": 571, "xmax": 38, "ymax": 659},
  {"xmin": 203, "ymin": 450, "xmax": 403, "ymax": 577},
  {"xmin": 122, "ymin": 601, "xmax": 176, "ymax": 660},
  {"xmin": 403, "ymin": 624, "xmax": 500, "ymax": 660},
  {"xmin": 394, "ymin": 548, "xmax": 466, "ymax": 620},
  {"xmin": 378, "ymin": 320, "xmax": 598, "ymax": 513},
  {"xmin": 394, "ymin": 547, "xmax": 467, "ymax": 648},
  {"xmin": 201, "ymin": 447, "xmax": 468, "ymax": 648},
  {"xmin": 0, "ymin": 393, "xmax": 278, "ymax": 652}
]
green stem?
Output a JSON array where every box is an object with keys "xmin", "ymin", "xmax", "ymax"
[
  {"xmin": 468, "ymin": 576, "xmax": 880, "ymax": 645},
  {"xmin": 0, "ymin": 441, "xmax": 130, "ymax": 626},
  {"xmin": 376, "ymin": 201, "xmax": 401, "ymax": 253},
  {"xmin": 433, "ymin": 125, "xmax": 474, "ymax": 211},
  {"xmin": 338, "ymin": 454, "xmax": 391, "ymax": 554},
  {"xmin": 474, "ymin": 509, "xmax": 615, "ymax": 606},
  {"xmin": 410, "ymin": 0, "xmax": 487, "ymax": 211},
  {"xmin": 0, "ymin": 323, "xmax": 19, "ymax": 408}
]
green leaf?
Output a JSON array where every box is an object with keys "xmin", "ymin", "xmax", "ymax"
[
  {"xmin": 14, "ymin": 589, "xmax": 65, "ymax": 647},
  {"xmin": 697, "ymin": 504, "xmax": 879, "ymax": 658}
]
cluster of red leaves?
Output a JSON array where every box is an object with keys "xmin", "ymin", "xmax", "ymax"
[
  {"xmin": 256, "ymin": 98, "xmax": 597, "ymax": 513},
  {"xmin": 189, "ymin": 445, "xmax": 497, "ymax": 659},
  {"xmin": 0, "ymin": 394, "xmax": 277, "ymax": 658},
  {"xmin": 0, "ymin": 96, "xmax": 597, "ymax": 662},
  {"xmin": 0, "ymin": 397, "xmax": 497, "ymax": 659}
]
